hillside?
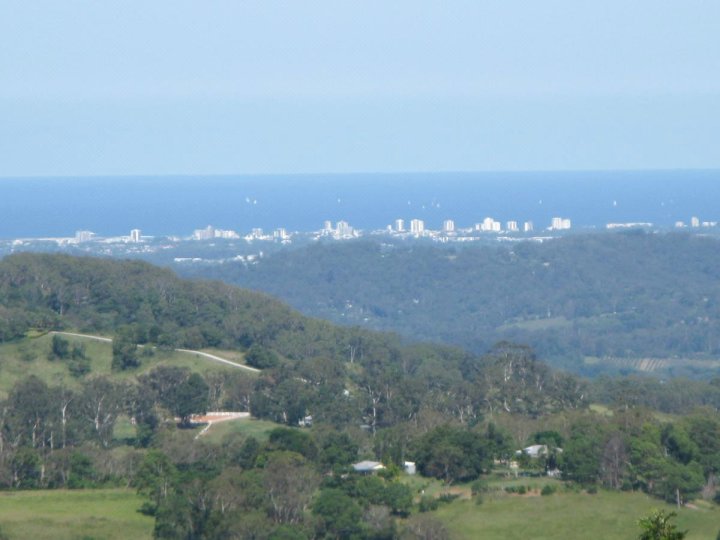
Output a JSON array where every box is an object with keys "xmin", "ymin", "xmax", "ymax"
[
  {"xmin": 183, "ymin": 231, "xmax": 720, "ymax": 377},
  {"xmin": 0, "ymin": 253, "xmax": 718, "ymax": 539}
]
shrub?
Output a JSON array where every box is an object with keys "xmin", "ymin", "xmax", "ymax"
[{"xmin": 418, "ymin": 496, "xmax": 439, "ymax": 513}]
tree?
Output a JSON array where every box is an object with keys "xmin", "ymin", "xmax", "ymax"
[
  {"xmin": 78, "ymin": 377, "xmax": 122, "ymax": 447},
  {"xmin": 133, "ymin": 450, "xmax": 178, "ymax": 513},
  {"xmin": 312, "ymin": 488, "xmax": 364, "ymax": 539},
  {"xmin": 637, "ymin": 510, "xmax": 687, "ymax": 540},
  {"xmin": 112, "ymin": 333, "xmax": 140, "ymax": 371},
  {"xmin": 173, "ymin": 373, "xmax": 209, "ymax": 427},
  {"xmin": 49, "ymin": 334, "xmax": 70, "ymax": 360},
  {"xmin": 245, "ymin": 344, "xmax": 280, "ymax": 369},
  {"xmin": 414, "ymin": 425, "xmax": 490, "ymax": 483},
  {"xmin": 263, "ymin": 452, "xmax": 319, "ymax": 525}
]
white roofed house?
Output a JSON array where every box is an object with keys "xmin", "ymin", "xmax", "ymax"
[{"xmin": 352, "ymin": 460, "xmax": 386, "ymax": 474}]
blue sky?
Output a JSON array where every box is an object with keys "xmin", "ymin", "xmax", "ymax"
[{"xmin": 1, "ymin": 1, "xmax": 718, "ymax": 176}]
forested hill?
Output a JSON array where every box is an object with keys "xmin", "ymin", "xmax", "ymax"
[
  {"xmin": 0, "ymin": 252, "xmax": 587, "ymax": 422},
  {"xmin": 182, "ymin": 231, "xmax": 720, "ymax": 377},
  {"xmin": 0, "ymin": 252, "xmax": 377, "ymax": 361}
]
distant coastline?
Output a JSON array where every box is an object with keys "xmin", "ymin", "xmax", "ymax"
[{"xmin": 1, "ymin": 169, "xmax": 719, "ymax": 239}]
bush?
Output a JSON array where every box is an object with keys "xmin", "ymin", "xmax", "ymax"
[
  {"xmin": 541, "ymin": 484, "xmax": 556, "ymax": 496},
  {"xmin": 471, "ymin": 478, "xmax": 489, "ymax": 496},
  {"xmin": 418, "ymin": 496, "xmax": 439, "ymax": 513}
]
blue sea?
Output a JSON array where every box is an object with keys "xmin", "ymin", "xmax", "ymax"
[{"xmin": 0, "ymin": 170, "xmax": 719, "ymax": 238}]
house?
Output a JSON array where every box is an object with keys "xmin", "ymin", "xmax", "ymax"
[
  {"xmin": 404, "ymin": 461, "xmax": 416, "ymax": 475},
  {"xmin": 515, "ymin": 445, "xmax": 564, "ymax": 458},
  {"xmin": 352, "ymin": 461, "xmax": 386, "ymax": 474}
]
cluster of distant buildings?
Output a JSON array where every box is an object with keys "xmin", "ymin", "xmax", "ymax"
[
  {"xmin": 606, "ymin": 216, "xmax": 718, "ymax": 230},
  {"xmin": 317, "ymin": 216, "xmax": 572, "ymax": 241},
  {"xmin": 73, "ymin": 228, "xmax": 143, "ymax": 244},
  {"xmin": 27, "ymin": 213, "xmax": 720, "ymax": 251},
  {"xmin": 674, "ymin": 216, "xmax": 718, "ymax": 229},
  {"xmin": 191, "ymin": 225, "xmax": 289, "ymax": 242}
]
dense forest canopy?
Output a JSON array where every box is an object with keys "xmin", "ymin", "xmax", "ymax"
[{"xmin": 183, "ymin": 231, "xmax": 720, "ymax": 378}]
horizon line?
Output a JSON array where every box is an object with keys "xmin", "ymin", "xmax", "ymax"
[{"xmin": 1, "ymin": 167, "xmax": 719, "ymax": 181}]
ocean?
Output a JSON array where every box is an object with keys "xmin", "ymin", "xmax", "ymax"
[{"xmin": 0, "ymin": 170, "xmax": 718, "ymax": 238}]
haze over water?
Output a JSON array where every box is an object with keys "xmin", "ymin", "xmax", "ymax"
[{"xmin": 1, "ymin": 170, "xmax": 719, "ymax": 239}]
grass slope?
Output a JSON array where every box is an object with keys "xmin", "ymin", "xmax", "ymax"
[
  {"xmin": 0, "ymin": 489, "xmax": 153, "ymax": 540},
  {"xmin": 436, "ymin": 489, "xmax": 720, "ymax": 540},
  {"xmin": 0, "ymin": 333, "xmax": 253, "ymax": 398}
]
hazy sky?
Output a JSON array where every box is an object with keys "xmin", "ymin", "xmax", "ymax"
[{"xmin": 1, "ymin": 1, "xmax": 718, "ymax": 176}]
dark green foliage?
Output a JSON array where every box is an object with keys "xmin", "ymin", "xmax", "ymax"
[
  {"xmin": 637, "ymin": 510, "xmax": 687, "ymax": 540},
  {"xmin": 268, "ymin": 428, "xmax": 318, "ymax": 460},
  {"xmin": 111, "ymin": 332, "xmax": 140, "ymax": 371},
  {"xmin": 68, "ymin": 356, "xmax": 91, "ymax": 377},
  {"xmin": 133, "ymin": 450, "xmax": 178, "ymax": 511},
  {"xmin": 50, "ymin": 334, "xmax": 70, "ymax": 359},
  {"xmin": 317, "ymin": 431, "xmax": 359, "ymax": 471},
  {"xmin": 414, "ymin": 425, "xmax": 491, "ymax": 483},
  {"xmin": 312, "ymin": 488, "xmax": 364, "ymax": 539},
  {"xmin": 173, "ymin": 373, "xmax": 209, "ymax": 426},
  {"xmin": 11, "ymin": 448, "xmax": 41, "ymax": 488},
  {"xmin": 245, "ymin": 344, "xmax": 280, "ymax": 369},
  {"xmin": 532, "ymin": 430, "xmax": 564, "ymax": 448},
  {"xmin": 66, "ymin": 452, "xmax": 97, "ymax": 489}
]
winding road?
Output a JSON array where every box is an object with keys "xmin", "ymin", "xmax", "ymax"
[{"xmin": 49, "ymin": 331, "xmax": 261, "ymax": 373}]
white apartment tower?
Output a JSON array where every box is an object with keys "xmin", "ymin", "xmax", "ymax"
[
  {"xmin": 442, "ymin": 219, "xmax": 455, "ymax": 233},
  {"xmin": 550, "ymin": 217, "xmax": 571, "ymax": 230},
  {"xmin": 130, "ymin": 229, "xmax": 142, "ymax": 243},
  {"xmin": 506, "ymin": 221, "xmax": 519, "ymax": 232},
  {"xmin": 75, "ymin": 230, "xmax": 95, "ymax": 243},
  {"xmin": 336, "ymin": 220, "xmax": 353, "ymax": 237},
  {"xmin": 480, "ymin": 217, "xmax": 501, "ymax": 232},
  {"xmin": 394, "ymin": 219, "xmax": 405, "ymax": 232},
  {"xmin": 410, "ymin": 219, "xmax": 425, "ymax": 235},
  {"xmin": 524, "ymin": 221, "xmax": 534, "ymax": 233}
]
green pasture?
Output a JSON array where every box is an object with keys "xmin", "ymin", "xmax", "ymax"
[
  {"xmin": 0, "ymin": 488, "xmax": 153, "ymax": 540},
  {"xmin": 435, "ymin": 487, "xmax": 720, "ymax": 540}
]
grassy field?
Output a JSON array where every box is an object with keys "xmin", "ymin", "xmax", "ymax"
[
  {"xmin": 435, "ymin": 488, "xmax": 720, "ymax": 539},
  {"xmin": 0, "ymin": 333, "xmax": 255, "ymax": 398},
  {"xmin": 200, "ymin": 416, "xmax": 281, "ymax": 443},
  {"xmin": 0, "ymin": 489, "xmax": 153, "ymax": 540}
]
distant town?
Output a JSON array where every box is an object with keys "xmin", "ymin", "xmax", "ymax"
[{"xmin": 2, "ymin": 215, "xmax": 718, "ymax": 266}]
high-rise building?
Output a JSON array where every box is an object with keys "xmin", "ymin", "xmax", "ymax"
[
  {"xmin": 506, "ymin": 221, "xmax": 519, "ymax": 232},
  {"xmin": 480, "ymin": 217, "xmax": 500, "ymax": 232},
  {"xmin": 394, "ymin": 219, "xmax": 405, "ymax": 232},
  {"xmin": 523, "ymin": 221, "xmax": 534, "ymax": 233},
  {"xmin": 274, "ymin": 228, "xmax": 288, "ymax": 240},
  {"xmin": 442, "ymin": 220, "xmax": 455, "ymax": 233},
  {"xmin": 129, "ymin": 229, "xmax": 141, "ymax": 242},
  {"xmin": 323, "ymin": 220, "xmax": 333, "ymax": 232},
  {"xmin": 193, "ymin": 225, "xmax": 215, "ymax": 240},
  {"xmin": 691, "ymin": 216, "xmax": 700, "ymax": 228},
  {"xmin": 75, "ymin": 230, "xmax": 95, "ymax": 243},
  {"xmin": 336, "ymin": 220, "xmax": 353, "ymax": 237},
  {"xmin": 410, "ymin": 219, "xmax": 424, "ymax": 235},
  {"xmin": 550, "ymin": 217, "xmax": 571, "ymax": 230}
]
